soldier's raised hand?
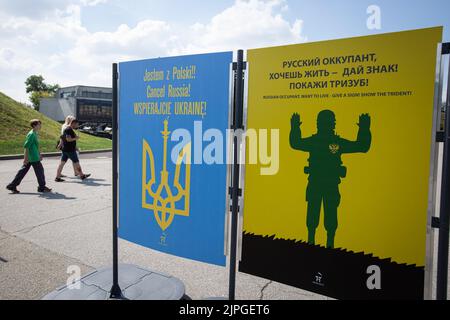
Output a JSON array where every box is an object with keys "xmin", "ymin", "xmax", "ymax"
[
  {"xmin": 358, "ymin": 113, "xmax": 371, "ymax": 130},
  {"xmin": 291, "ymin": 113, "xmax": 302, "ymax": 128}
]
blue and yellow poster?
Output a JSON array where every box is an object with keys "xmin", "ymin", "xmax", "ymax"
[{"xmin": 118, "ymin": 52, "xmax": 232, "ymax": 266}]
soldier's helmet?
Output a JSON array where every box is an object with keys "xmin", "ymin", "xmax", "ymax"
[{"xmin": 317, "ymin": 110, "xmax": 336, "ymax": 132}]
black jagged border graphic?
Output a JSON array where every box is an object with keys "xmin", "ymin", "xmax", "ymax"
[{"xmin": 239, "ymin": 232, "xmax": 424, "ymax": 300}]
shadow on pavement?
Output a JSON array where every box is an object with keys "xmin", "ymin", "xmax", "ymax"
[
  {"xmin": 69, "ymin": 178, "xmax": 111, "ymax": 187},
  {"xmin": 14, "ymin": 192, "xmax": 77, "ymax": 200}
]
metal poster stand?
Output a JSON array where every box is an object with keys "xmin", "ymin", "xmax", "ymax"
[
  {"xmin": 110, "ymin": 63, "xmax": 124, "ymax": 299},
  {"xmin": 436, "ymin": 42, "xmax": 450, "ymax": 300},
  {"xmin": 228, "ymin": 50, "xmax": 246, "ymax": 300},
  {"xmin": 108, "ymin": 42, "xmax": 450, "ymax": 300}
]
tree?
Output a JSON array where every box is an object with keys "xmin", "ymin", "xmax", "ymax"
[
  {"xmin": 25, "ymin": 75, "xmax": 60, "ymax": 111},
  {"xmin": 25, "ymin": 75, "xmax": 47, "ymax": 93},
  {"xmin": 47, "ymin": 84, "xmax": 61, "ymax": 94},
  {"xmin": 30, "ymin": 91, "xmax": 53, "ymax": 112}
]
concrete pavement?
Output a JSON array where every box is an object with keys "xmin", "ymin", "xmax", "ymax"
[
  {"xmin": 0, "ymin": 152, "xmax": 325, "ymax": 300},
  {"xmin": 1, "ymin": 150, "xmax": 448, "ymax": 300}
]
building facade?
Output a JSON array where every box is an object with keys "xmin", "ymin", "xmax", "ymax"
[{"xmin": 40, "ymin": 86, "xmax": 112, "ymax": 125}]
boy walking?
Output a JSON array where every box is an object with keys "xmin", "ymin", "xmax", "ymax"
[
  {"xmin": 55, "ymin": 118, "xmax": 91, "ymax": 182},
  {"xmin": 6, "ymin": 119, "xmax": 52, "ymax": 194}
]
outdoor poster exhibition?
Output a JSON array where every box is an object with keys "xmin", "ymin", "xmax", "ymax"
[{"xmin": 1, "ymin": 0, "xmax": 450, "ymax": 316}]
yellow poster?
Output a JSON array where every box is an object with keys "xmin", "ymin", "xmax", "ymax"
[{"xmin": 239, "ymin": 27, "xmax": 442, "ymax": 299}]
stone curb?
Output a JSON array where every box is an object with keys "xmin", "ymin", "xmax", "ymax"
[{"xmin": 0, "ymin": 149, "xmax": 112, "ymax": 161}]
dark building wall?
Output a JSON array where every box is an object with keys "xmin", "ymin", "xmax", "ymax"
[
  {"xmin": 76, "ymin": 99, "xmax": 112, "ymax": 124},
  {"xmin": 40, "ymin": 86, "xmax": 113, "ymax": 125}
]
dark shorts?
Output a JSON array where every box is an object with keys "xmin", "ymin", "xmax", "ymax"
[{"xmin": 61, "ymin": 151, "xmax": 79, "ymax": 163}]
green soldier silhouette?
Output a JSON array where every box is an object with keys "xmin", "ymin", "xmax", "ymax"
[{"xmin": 289, "ymin": 110, "xmax": 371, "ymax": 248}]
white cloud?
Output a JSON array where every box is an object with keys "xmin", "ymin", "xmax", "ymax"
[
  {"xmin": 80, "ymin": 0, "xmax": 108, "ymax": 6},
  {"xmin": 0, "ymin": 0, "xmax": 305, "ymax": 103},
  {"xmin": 0, "ymin": 4, "xmax": 88, "ymax": 102},
  {"xmin": 174, "ymin": 0, "xmax": 305, "ymax": 54},
  {"xmin": 0, "ymin": 0, "xmax": 107, "ymax": 20}
]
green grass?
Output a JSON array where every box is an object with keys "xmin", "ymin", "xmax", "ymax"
[{"xmin": 0, "ymin": 91, "xmax": 112, "ymax": 156}]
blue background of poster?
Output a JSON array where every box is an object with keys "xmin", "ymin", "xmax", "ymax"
[{"xmin": 118, "ymin": 52, "xmax": 232, "ymax": 266}]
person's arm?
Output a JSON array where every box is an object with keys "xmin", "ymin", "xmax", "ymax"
[
  {"xmin": 65, "ymin": 129, "xmax": 79, "ymax": 142},
  {"xmin": 340, "ymin": 114, "xmax": 372, "ymax": 154},
  {"xmin": 57, "ymin": 135, "xmax": 63, "ymax": 149},
  {"xmin": 38, "ymin": 134, "xmax": 42, "ymax": 161},
  {"xmin": 65, "ymin": 135, "xmax": 79, "ymax": 142},
  {"xmin": 23, "ymin": 132, "xmax": 34, "ymax": 149},
  {"xmin": 23, "ymin": 148, "xmax": 29, "ymax": 165},
  {"xmin": 23, "ymin": 133, "xmax": 34, "ymax": 164},
  {"xmin": 290, "ymin": 113, "xmax": 313, "ymax": 152}
]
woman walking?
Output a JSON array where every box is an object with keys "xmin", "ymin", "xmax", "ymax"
[{"xmin": 55, "ymin": 118, "xmax": 91, "ymax": 182}]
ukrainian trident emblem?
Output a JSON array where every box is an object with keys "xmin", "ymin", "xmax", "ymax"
[{"xmin": 142, "ymin": 119, "xmax": 191, "ymax": 231}]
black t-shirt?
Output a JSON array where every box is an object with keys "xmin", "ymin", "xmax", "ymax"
[{"xmin": 63, "ymin": 127, "xmax": 77, "ymax": 152}]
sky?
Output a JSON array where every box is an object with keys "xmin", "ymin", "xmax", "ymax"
[{"xmin": 1, "ymin": 0, "xmax": 450, "ymax": 104}]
